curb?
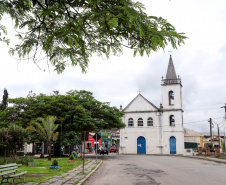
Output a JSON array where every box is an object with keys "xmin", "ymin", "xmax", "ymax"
[
  {"xmin": 77, "ymin": 160, "xmax": 103, "ymax": 185},
  {"xmin": 183, "ymin": 156, "xmax": 226, "ymax": 164}
]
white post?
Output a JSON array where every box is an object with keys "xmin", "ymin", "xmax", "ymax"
[
  {"xmin": 224, "ymin": 120, "xmax": 226, "ymax": 154},
  {"xmin": 96, "ymin": 134, "xmax": 97, "ymax": 164}
]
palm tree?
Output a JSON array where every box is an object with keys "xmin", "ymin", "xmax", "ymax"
[{"xmin": 27, "ymin": 116, "xmax": 59, "ymax": 161}]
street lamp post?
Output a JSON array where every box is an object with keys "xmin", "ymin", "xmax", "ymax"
[{"xmin": 60, "ymin": 118, "xmax": 64, "ymax": 158}]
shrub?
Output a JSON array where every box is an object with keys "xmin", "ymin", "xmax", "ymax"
[
  {"xmin": 69, "ymin": 154, "xmax": 74, "ymax": 160},
  {"xmin": 193, "ymin": 148, "xmax": 198, "ymax": 152},
  {"xmin": 25, "ymin": 152, "xmax": 33, "ymax": 156},
  {"xmin": 52, "ymin": 159, "xmax": 58, "ymax": 166},
  {"xmin": 221, "ymin": 139, "xmax": 225, "ymax": 152},
  {"xmin": 0, "ymin": 156, "xmax": 34, "ymax": 165}
]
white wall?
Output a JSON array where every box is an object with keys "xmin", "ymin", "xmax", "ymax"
[
  {"xmin": 125, "ymin": 95, "xmax": 157, "ymax": 112},
  {"xmin": 161, "ymin": 82, "xmax": 182, "ymax": 110},
  {"xmin": 120, "ymin": 127, "xmax": 159, "ymax": 154},
  {"xmin": 162, "ymin": 131, "xmax": 184, "ymax": 154},
  {"xmin": 124, "ymin": 112, "xmax": 159, "ymax": 127}
]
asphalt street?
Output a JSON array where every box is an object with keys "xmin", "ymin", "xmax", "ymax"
[{"xmin": 84, "ymin": 153, "xmax": 226, "ymax": 185}]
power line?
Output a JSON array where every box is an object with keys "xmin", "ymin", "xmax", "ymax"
[
  {"xmin": 184, "ymin": 107, "xmax": 222, "ymax": 111},
  {"xmin": 184, "ymin": 116, "xmax": 223, "ymax": 125},
  {"xmin": 184, "ymin": 120, "xmax": 209, "ymax": 125}
]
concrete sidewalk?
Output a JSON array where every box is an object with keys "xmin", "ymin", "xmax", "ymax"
[
  {"xmin": 19, "ymin": 159, "xmax": 102, "ymax": 185},
  {"xmin": 184, "ymin": 155, "xmax": 226, "ymax": 164}
]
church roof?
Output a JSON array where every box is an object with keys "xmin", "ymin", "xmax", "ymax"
[
  {"xmin": 166, "ymin": 55, "xmax": 177, "ymax": 80},
  {"xmin": 122, "ymin": 93, "xmax": 159, "ymax": 112}
]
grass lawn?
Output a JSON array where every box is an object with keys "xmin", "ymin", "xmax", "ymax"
[{"xmin": 11, "ymin": 157, "xmax": 84, "ymax": 184}]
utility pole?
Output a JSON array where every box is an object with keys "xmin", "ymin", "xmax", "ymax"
[
  {"xmin": 221, "ymin": 103, "xmax": 226, "ymax": 120},
  {"xmin": 208, "ymin": 118, "xmax": 213, "ymax": 146},
  {"xmin": 217, "ymin": 124, "xmax": 220, "ymax": 148},
  {"xmin": 83, "ymin": 131, "xmax": 85, "ymax": 174},
  {"xmin": 221, "ymin": 103, "xmax": 226, "ymax": 153}
]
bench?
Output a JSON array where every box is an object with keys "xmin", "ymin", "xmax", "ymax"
[{"xmin": 0, "ymin": 163, "xmax": 27, "ymax": 184}]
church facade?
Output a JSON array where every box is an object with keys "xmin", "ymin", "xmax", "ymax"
[{"xmin": 119, "ymin": 55, "xmax": 184, "ymax": 155}]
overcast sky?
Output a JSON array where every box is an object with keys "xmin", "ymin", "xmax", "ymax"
[{"xmin": 0, "ymin": 0, "xmax": 226, "ymax": 133}]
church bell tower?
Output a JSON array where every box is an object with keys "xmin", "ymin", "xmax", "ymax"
[{"xmin": 161, "ymin": 55, "xmax": 184, "ymax": 154}]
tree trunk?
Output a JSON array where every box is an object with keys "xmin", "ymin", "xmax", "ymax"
[
  {"xmin": 53, "ymin": 143, "xmax": 60, "ymax": 157},
  {"xmin": 9, "ymin": 149, "xmax": 12, "ymax": 158},
  {"xmin": 4, "ymin": 148, "xmax": 6, "ymax": 158},
  {"xmin": 13, "ymin": 148, "xmax": 17, "ymax": 159},
  {"xmin": 48, "ymin": 142, "xmax": 51, "ymax": 161}
]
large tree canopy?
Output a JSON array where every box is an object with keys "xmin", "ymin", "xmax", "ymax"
[
  {"xmin": 0, "ymin": 0, "xmax": 186, "ymax": 73},
  {"xmin": 0, "ymin": 90, "xmax": 125, "ymax": 145}
]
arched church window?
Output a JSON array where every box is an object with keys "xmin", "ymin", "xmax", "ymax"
[
  {"xmin": 147, "ymin": 117, "xmax": 153, "ymax": 126},
  {"xmin": 169, "ymin": 91, "xmax": 174, "ymax": 105},
  {"xmin": 170, "ymin": 115, "xmax": 175, "ymax": 126},
  {"xmin": 138, "ymin": 118, "xmax": 143, "ymax": 126},
  {"xmin": 128, "ymin": 118, "xmax": 134, "ymax": 127}
]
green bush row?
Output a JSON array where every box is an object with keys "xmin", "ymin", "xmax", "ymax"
[{"xmin": 0, "ymin": 156, "xmax": 34, "ymax": 165}]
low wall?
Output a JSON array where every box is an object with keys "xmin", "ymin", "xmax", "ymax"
[{"xmin": 183, "ymin": 148, "xmax": 194, "ymax": 156}]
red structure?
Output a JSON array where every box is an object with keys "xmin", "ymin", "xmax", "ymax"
[{"xmin": 85, "ymin": 133, "xmax": 102, "ymax": 153}]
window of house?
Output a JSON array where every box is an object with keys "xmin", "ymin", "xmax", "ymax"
[
  {"xmin": 147, "ymin": 117, "xmax": 153, "ymax": 126},
  {"xmin": 138, "ymin": 118, "xmax": 143, "ymax": 126},
  {"xmin": 128, "ymin": 118, "xmax": 134, "ymax": 127},
  {"xmin": 170, "ymin": 115, "xmax": 175, "ymax": 126},
  {"xmin": 169, "ymin": 91, "xmax": 174, "ymax": 105}
]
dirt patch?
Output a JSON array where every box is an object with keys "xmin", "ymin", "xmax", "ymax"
[
  {"xmin": 120, "ymin": 163, "xmax": 164, "ymax": 185},
  {"xmin": 25, "ymin": 173, "xmax": 47, "ymax": 177}
]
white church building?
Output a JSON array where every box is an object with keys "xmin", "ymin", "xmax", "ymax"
[{"xmin": 119, "ymin": 55, "xmax": 184, "ymax": 155}]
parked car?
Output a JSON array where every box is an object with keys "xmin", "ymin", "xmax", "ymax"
[
  {"xmin": 109, "ymin": 146, "xmax": 117, "ymax": 153},
  {"xmin": 99, "ymin": 147, "xmax": 108, "ymax": 155}
]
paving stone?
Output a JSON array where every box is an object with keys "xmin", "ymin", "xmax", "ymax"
[
  {"xmin": 64, "ymin": 182, "xmax": 75, "ymax": 185},
  {"xmin": 50, "ymin": 182, "xmax": 63, "ymax": 185}
]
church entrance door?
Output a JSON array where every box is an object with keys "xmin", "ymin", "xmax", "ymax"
[
  {"xmin": 137, "ymin": 136, "xmax": 146, "ymax": 154},
  {"xmin": 170, "ymin": 136, "xmax": 176, "ymax": 154}
]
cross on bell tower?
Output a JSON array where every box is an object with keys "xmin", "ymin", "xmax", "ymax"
[{"xmin": 168, "ymin": 49, "xmax": 173, "ymax": 55}]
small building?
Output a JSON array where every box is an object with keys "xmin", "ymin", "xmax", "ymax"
[
  {"xmin": 85, "ymin": 132, "xmax": 102, "ymax": 153},
  {"xmin": 100, "ymin": 131, "xmax": 111, "ymax": 149},
  {"xmin": 202, "ymin": 133, "xmax": 224, "ymax": 149},
  {"xmin": 111, "ymin": 129, "xmax": 120, "ymax": 146},
  {"xmin": 184, "ymin": 128, "xmax": 203, "ymax": 149}
]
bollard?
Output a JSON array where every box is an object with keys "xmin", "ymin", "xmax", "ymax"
[
  {"xmin": 198, "ymin": 147, "xmax": 202, "ymax": 155},
  {"xmin": 206, "ymin": 147, "xmax": 210, "ymax": 156},
  {"xmin": 215, "ymin": 147, "xmax": 220, "ymax": 157}
]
